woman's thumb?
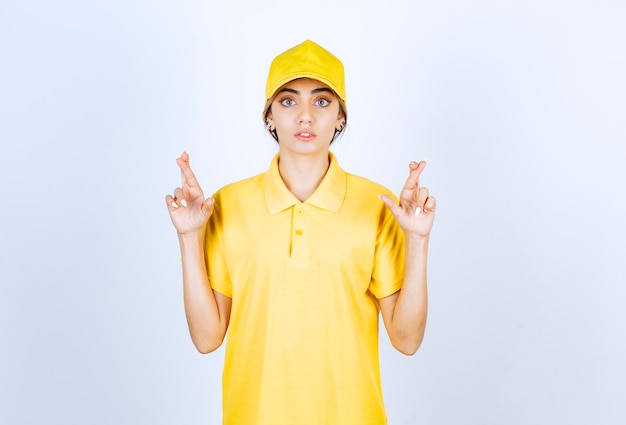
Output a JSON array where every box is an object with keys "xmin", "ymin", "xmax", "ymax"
[{"xmin": 202, "ymin": 198, "xmax": 215, "ymax": 216}]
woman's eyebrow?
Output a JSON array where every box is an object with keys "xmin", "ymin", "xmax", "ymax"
[
  {"xmin": 311, "ymin": 87, "xmax": 333, "ymax": 94},
  {"xmin": 277, "ymin": 88, "xmax": 299, "ymax": 95}
]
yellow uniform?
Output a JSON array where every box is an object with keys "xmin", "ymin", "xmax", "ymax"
[{"xmin": 206, "ymin": 152, "xmax": 405, "ymax": 425}]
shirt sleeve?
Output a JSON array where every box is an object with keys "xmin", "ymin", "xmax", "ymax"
[
  {"xmin": 205, "ymin": 193, "xmax": 233, "ymax": 298},
  {"xmin": 369, "ymin": 203, "xmax": 405, "ymax": 299}
]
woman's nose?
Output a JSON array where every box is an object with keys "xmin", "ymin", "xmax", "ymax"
[{"xmin": 297, "ymin": 104, "xmax": 313, "ymax": 125}]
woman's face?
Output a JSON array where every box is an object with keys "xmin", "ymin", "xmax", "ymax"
[{"xmin": 266, "ymin": 78, "xmax": 345, "ymax": 157}]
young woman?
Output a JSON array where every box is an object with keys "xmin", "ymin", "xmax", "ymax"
[{"xmin": 166, "ymin": 40, "xmax": 436, "ymax": 425}]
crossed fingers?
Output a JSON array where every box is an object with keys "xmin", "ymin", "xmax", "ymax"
[
  {"xmin": 165, "ymin": 151, "xmax": 200, "ymax": 210},
  {"xmin": 400, "ymin": 161, "xmax": 436, "ymax": 216}
]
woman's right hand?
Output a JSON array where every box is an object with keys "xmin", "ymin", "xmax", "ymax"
[{"xmin": 165, "ymin": 151, "xmax": 214, "ymax": 236}]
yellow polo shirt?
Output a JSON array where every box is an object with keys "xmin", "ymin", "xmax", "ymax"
[{"xmin": 206, "ymin": 152, "xmax": 405, "ymax": 425}]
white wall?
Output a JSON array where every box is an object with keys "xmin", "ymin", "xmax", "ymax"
[{"xmin": 1, "ymin": 0, "xmax": 624, "ymax": 424}]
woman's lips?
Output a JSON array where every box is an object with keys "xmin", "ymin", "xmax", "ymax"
[{"xmin": 295, "ymin": 129, "xmax": 316, "ymax": 141}]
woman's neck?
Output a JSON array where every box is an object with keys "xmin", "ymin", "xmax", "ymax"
[{"xmin": 278, "ymin": 152, "xmax": 330, "ymax": 202}]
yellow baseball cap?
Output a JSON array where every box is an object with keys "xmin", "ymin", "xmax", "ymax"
[{"xmin": 263, "ymin": 40, "xmax": 346, "ymax": 119}]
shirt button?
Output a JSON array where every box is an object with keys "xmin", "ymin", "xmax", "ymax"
[
  {"xmin": 297, "ymin": 209, "xmax": 304, "ymax": 215},
  {"xmin": 295, "ymin": 229, "xmax": 303, "ymax": 236}
]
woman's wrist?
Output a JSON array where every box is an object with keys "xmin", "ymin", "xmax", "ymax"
[
  {"xmin": 404, "ymin": 232, "xmax": 430, "ymax": 245},
  {"xmin": 178, "ymin": 228, "xmax": 205, "ymax": 243}
]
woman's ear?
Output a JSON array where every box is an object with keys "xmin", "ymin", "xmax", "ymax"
[
  {"xmin": 265, "ymin": 114, "xmax": 275, "ymax": 131},
  {"xmin": 265, "ymin": 112, "xmax": 279, "ymax": 142},
  {"xmin": 335, "ymin": 114, "xmax": 346, "ymax": 131}
]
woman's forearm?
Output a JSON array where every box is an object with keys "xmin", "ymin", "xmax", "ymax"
[
  {"xmin": 384, "ymin": 235, "xmax": 429, "ymax": 355},
  {"xmin": 179, "ymin": 230, "xmax": 229, "ymax": 353}
]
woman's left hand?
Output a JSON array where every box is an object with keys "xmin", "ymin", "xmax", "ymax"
[{"xmin": 379, "ymin": 161, "xmax": 436, "ymax": 239}]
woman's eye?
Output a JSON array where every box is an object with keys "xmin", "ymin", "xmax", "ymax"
[
  {"xmin": 281, "ymin": 98, "xmax": 295, "ymax": 106},
  {"xmin": 315, "ymin": 99, "xmax": 330, "ymax": 107}
]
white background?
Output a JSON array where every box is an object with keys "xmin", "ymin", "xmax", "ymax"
[{"xmin": 1, "ymin": 0, "xmax": 625, "ymax": 424}]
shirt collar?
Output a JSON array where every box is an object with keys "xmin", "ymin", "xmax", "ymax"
[{"xmin": 264, "ymin": 152, "xmax": 347, "ymax": 215}]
